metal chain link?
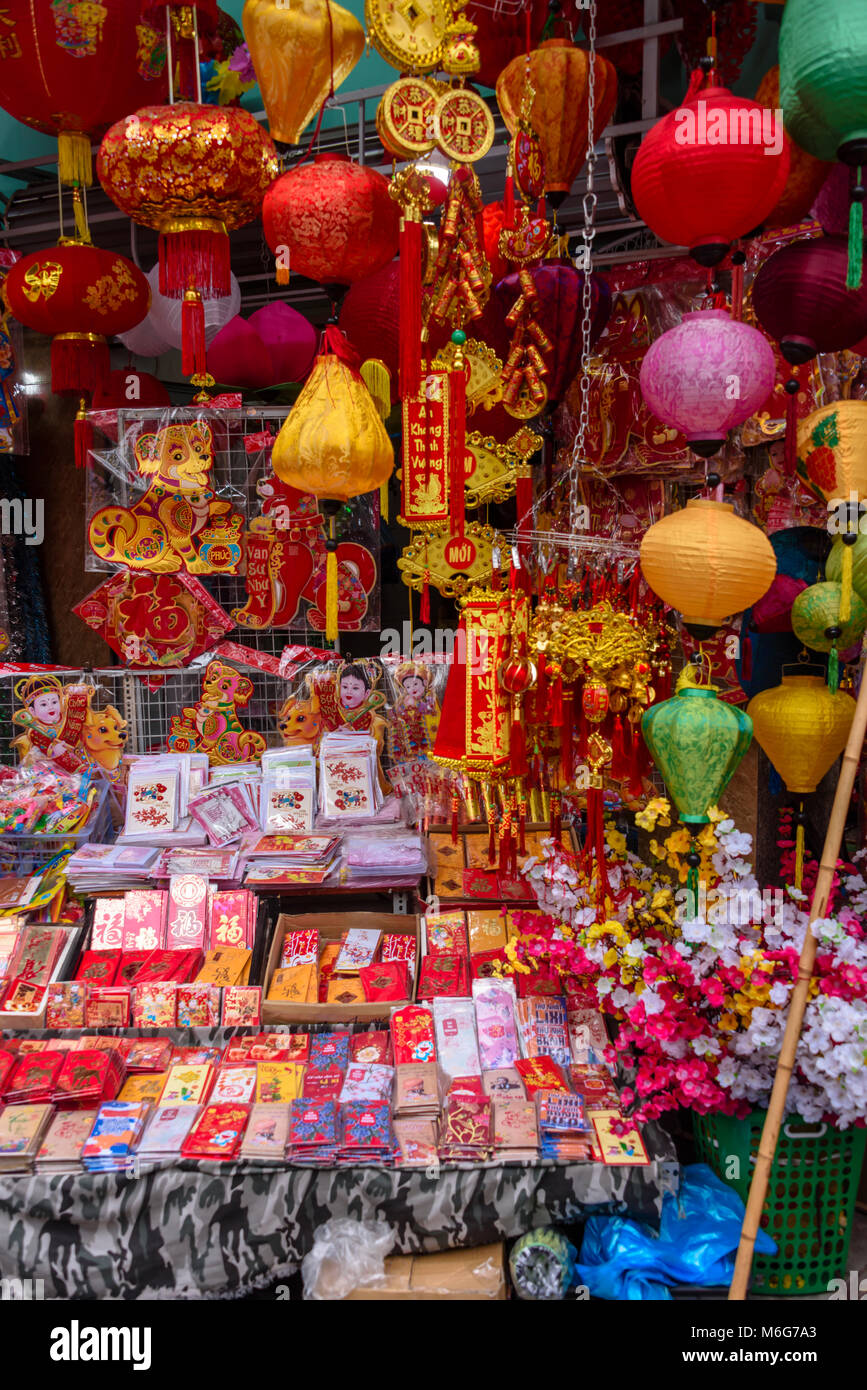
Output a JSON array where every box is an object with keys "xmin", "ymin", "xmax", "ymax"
[{"xmin": 569, "ymin": 0, "xmax": 598, "ymax": 542}]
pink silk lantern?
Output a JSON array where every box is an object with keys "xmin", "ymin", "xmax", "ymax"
[
  {"xmin": 248, "ymin": 303, "xmax": 318, "ymax": 383},
  {"xmin": 751, "ymin": 573, "xmax": 807, "ymax": 633},
  {"xmin": 208, "ymin": 316, "xmax": 274, "ymax": 389},
  {"xmin": 639, "ymin": 309, "xmax": 776, "ymax": 456}
]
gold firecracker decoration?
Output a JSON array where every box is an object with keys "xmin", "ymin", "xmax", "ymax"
[{"xmin": 427, "ymin": 169, "xmax": 491, "ymax": 330}]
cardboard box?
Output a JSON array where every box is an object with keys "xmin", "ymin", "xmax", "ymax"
[
  {"xmin": 343, "ymin": 1243, "xmax": 507, "ymax": 1300},
  {"xmin": 262, "ymin": 910, "xmax": 419, "ymax": 1025}
]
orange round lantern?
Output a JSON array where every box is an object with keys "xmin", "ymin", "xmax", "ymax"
[
  {"xmin": 5, "ymin": 241, "xmax": 150, "ymax": 397},
  {"xmin": 0, "ymin": 1, "xmax": 168, "ymax": 188},
  {"xmin": 496, "ymin": 40, "xmax": 617, "ymax": 207},
  {"xmin": 97, "ymin": 103, "xmax": 278, "ymax": 301},
  {"xmin": 755, "ymin": 67, "xmax": 831, "ymax": 228}
]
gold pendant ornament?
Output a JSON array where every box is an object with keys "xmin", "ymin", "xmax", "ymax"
[
  {"xmin": 399, "ymin": 521, "xmax": 503, "ymax": 599},
  {"xmin": 377, "ymin": 76, "xmax": 440, "ymax": 159},
  {"xmin": 433, "ymin": 85, "xmax": 495, "ymax": 163},
  {"xmin": 365, "ymin": 0, "xmax": 452, "ymax": 73}
]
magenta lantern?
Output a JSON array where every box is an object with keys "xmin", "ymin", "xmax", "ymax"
[
  {"xmin": 639, "ymin": 309, "xmax": 776, "ymax": 456},
  {"xmin": 248, "ymin": 303, "xmax": 318, "ymax": 384},
  {"xmin": 752, "ymin": 235, "xmax": 867, "ymax": 364},
  {"xmin": 209, "ymin": 317, "xmax": 274, "ymax": 389},
  {"xmin": 496, "ymin": 262, "xmax": 611, "ymax": 405}
]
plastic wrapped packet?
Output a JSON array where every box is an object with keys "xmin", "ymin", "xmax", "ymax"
[{"xmin": 301, "ymin": 1218, "xmax": 395, "ymax": 1301}]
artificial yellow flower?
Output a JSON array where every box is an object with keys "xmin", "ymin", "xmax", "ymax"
[
  {"xmin": 603, "ymin": 947, "xmax": 619, "ymax": 969},
  {"xmin": 719, "ymin": 1012, "xmax": 738, "ymax": 1031},
  {"xmin": 606, "ymin": 829, "xmax": 627, "ymax": 856},
  {"xmin": 648, "ymin": 839, "xmax": 666, "ymax": 860}
]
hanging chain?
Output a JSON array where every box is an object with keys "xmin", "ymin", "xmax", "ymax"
[{"xmin": 569, "ymin": 0, "xmax": 598, "ymax": 541}]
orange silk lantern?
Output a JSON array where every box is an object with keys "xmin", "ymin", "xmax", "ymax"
[
  {"xmin": 755, "ymin": 67, "xmax": 831, "ymax": 228},
  {"xmin": 496, "ymin": 39, "xmax": 617, "ymax": 207}
]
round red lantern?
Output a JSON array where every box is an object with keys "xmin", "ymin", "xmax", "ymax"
[
  {"xmin": 0, "ymin": 1, "xmax": 168, "ymax": 188},
  {"xmin": 5, "ymin": 241, "xmax": 150, "ymax": 396},
  {"xmin": 92, "ymin": 369, "xmax": 170, "ymax": 411},
  {"xmin": 482, "ymin": 202, "xmax": 510, "ymax": 287},
  {"xmin": 631, "ymin": 78, "xmax": 790, "ymax": 266},
  {"xmin": 465, "ymin": 0, "xmax": 548, "ymax": 91},
  {"xmin": 263, "ymin": 153, "xmax": 400, "ymax": 291},
  {"xmin": 97, "ymin": 103, "xmax": 278, "ymax": 301}
]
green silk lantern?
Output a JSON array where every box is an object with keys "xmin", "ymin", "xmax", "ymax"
[
  {"xmin": 642, "ymin": 686, "xmax": 753, "ymax": 826},
  {"xmin": 790, "ymin": 580, "xmax": 867, "ymax": 691},
  {"xmin": 826, "ymin": 532, "xmax": 867, "ymax": 606},
  {"xmin": 780, "ymin": 0, "xmax": 867, "ymax": 287}
]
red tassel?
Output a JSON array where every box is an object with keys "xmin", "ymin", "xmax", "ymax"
[
  {"xmin": 559, "ymin": 688, "xmax": 574, "ymax": 784},
  {"xmin": 731, "ymin": 254, "xmax": 744, "ymax": 321},
  {"xmin": 420, "ymin": 569, "xmax": 431, "ymax": 624},
  {"xmin": 448, "ymin": 363, "xmax": 466, "ymax": 539},
  {"xmin": 74, "ymin": 400, "xmax": 92, "ymax": 469},
  {"xmin": 549, "ymin": 667, "xmax": 563, "ymax": 727},
  {"xmin": 576, "ymin": 697, "xmax": 589, "ymax": 759},
  {"xmin": 533, "ymin": 658, "xmax": 547, "ymax": 723},
  {"xmin": 182, "ymin": 290, "xmax": 207, "ymax": 378},
  {"xmin": 399, "ymin": 216, "xmax": 422, "ymax": 400},
  {"xmin": 510, "ymin": 704, "xmax": 527, "ymax": 778},
  {"xmin": 518, "ymin": 800, "xmax": 526, "ymax": 855},
  {"xmin": 784, "ymin": 380, "xmax": 798, "ymax": 477},
  {"xmin": 159, "ymin": 227, "xmax": 230, "ymax": 299},
  {"xmin": 51, "ymin": 335, "xmax": 109, "ymax": 396},
  {"xmin": 488, "ymin": 814, "xmax": 497, "ymax": 866},
  {"xmin": 450, "ymin": 791, "xmax": 460, "ymax": 845},
  {"xmin": 611, "ymin": 715, "xmax": 629, "ymax": 780},
  {"xmin": 504, "ymin": 172, "xmax": 516, "ymax": 228}
]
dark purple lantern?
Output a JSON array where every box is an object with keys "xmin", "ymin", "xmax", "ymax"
[{"xmin": 752, "ymin": 235, "xmax": 867, "ymax": 366}]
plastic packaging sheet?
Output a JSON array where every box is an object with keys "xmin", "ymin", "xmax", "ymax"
[
  {"xmin": 576, "ymin": 1163, "xmax": 777, "ymax": 1300},
  {"xmin": 301, "ymin": 1217, "xmax": 394, "ymax": 1301}
]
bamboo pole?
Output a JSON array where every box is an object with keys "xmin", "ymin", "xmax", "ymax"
[{"xmin": 728, "ymin": 661, "xmax": 867, "ymax": 1300}]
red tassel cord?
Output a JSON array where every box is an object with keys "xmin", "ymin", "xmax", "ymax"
[
  {"xmin": 610, "ymin": 714, "xmax": 629, "ymax": 781},
  {"xmin": 420, "ymin": 568, "xmax": 431, "ymax": 624},
  {"xmin": 548, "ymin": 662, "xmax": 563, "ymax": 728},
  {"xmin": 504, "ymin": 170, "xmax": 516, "ymax": 228},
  {"xmin": 448, "ymin": 358, "xmax": 467, "ymax": 540},
  {"xmin": 399, "ymin": 215, "xmax": 422, "ymax": 400},
  {"xmin": 51, "ymin": 334, "xmax": 109, "ymax": 397},
  {"xmin": 559, "ymin": 686, "xmax": 574, "ymax": 785},
  {"xmin": 510, "ymin": 697, "xmax": 527, "ymax": 779},
  {"xmin": 576, "ymin": 693, "xmax": 589, "ymax": 760},
  {"xmin": 182, "ymin": 289, "xmax": 208, "ymax": 378},
  {"xmin": 74, "ymin": 399, "xmax": 92, "ymax": 469},
  {"xmin": 450, "ymin": 791, "xmax": 460, "ymax": 846},
  {"xmin": 518, "ymin": 796, "xmax": 527, "ymax": 855},
  {"xmin": 586, "ymin": 785, "xmax": 614, "ymax": 915},
  {"xmin": 159, "ymin": 226, "xmax": 230, "ymax": 299},
  {"xmin": 532, "ymin": 657, "xmax": 547, "ymax": 723}
]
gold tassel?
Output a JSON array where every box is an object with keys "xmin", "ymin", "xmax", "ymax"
[
  {"xmin": 795, "ymin": 807, "xmax": 805, "ymax": 892},
  {"xmin": 72, "ymin": 189, "xmax": 90, "ymax": 243},
  {"xmin": 840, "ymin": 538, "xmax": 854, "ymax": 623},
  {"xmin": 360, "ymin": 358, "xmax": 392, "ymax": 421},
  {"xmin": 57, "ymin": 131, "xmax": 92, "ymax": 188},
  {"xmin": 275, "ymin": 249, "xmax": 290, "ymax": 286},
  {"xmin": 325, "ymin": 548, "xmax": 339, "ymax": 643}
]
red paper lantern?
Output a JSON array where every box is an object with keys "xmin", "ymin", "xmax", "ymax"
[
  {"xmin": 465, "ymin": 0, "xmax": 548, "ymax": 91},
  {"xmin": 631, "ymin": 78, "xmax": 790, "ymax": 266},
  {"xmin": 98, "ymin": 104, "xmax": 278, "ymax": 301},
  {"xmin": 262, "ymin": 153, "xmax": 400, "ymax": 290},
  {"xmin": 339, "ymin": 261, "xmax": 401, "ymax": 404},
  {"xmin": 0, "ymin": 1, "xmax": 168, "ymax": 188},
  {"xmin": 5, "ymin": 241, "xmax": 150, "ymax": 396},
  {"xmin": 92, "ymin": 369, "xmax": 170, "ymax": 410}
]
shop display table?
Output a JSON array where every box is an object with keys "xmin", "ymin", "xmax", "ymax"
[{"xmin": 0, "ymin": 1125, "xmax": 676, "ymax": 1299}]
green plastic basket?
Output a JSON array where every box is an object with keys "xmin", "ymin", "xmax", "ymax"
[{"xmin": 693, "ymin": 1109, "xmax": 866, "ymax": 1296}]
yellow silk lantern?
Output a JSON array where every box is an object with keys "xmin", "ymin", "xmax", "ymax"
[
  {"xmin": 272, "ymin": 325, "xmax": 393, "ymax": 641},
  {"xmin": 243, "ymin": 0, "xmax": 365, "ymax": 145},
  {"xmin": 639, "ymin": 499, "xmax": 777, "ymax": 636},
  {"xmin": 747, "ymin": 671, "xmax": 855, "ymax": 886}
]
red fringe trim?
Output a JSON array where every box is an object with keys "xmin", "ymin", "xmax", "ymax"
[
  {"xmin": 51, "ymin": 336, "xmax": 108, "ymax": 396},
  {"xmin": 182, "ymin": 293, "xmax": 208, "ymax": 378},
  {"xmin": 74, "ymin": 408, "xmax": 93, "ymax": 470},
  {"xmin": 159, "ymin": 227, "xmax": 230, "ymax": 299}
]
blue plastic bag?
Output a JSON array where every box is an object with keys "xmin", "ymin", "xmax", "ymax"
[{"xmin": 575, "ymin": 1163, "xmax": 777, "ymax": 1300}]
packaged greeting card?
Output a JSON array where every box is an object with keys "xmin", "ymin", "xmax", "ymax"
[
  {"xmin": 338, "ymin": 1063, "xmax": 394, "ymax": 1104},
  {"xmin": 196, "ymin": 947, "xmax": 250, "ymax": 987},
  {"xmin": 392, "ymin": 1063, "xmax": 440, "ymax": 1117},
  {"xmin": 466, "ymin": 910, "xmax": 509, "ymax": 955},
  {"xmin": 222, "ymin": 986, "xmax": 262, "ymax": 1027},
  {"xmin": 472, "ymin": 979, "xmax": 520, "ymax": 1071},
  {"xmin": 138, "ymin": 1104, "xmax": 199, "ymax": 1161},
  {"xmin": 91, "ymin": 898, "xmax": 125, "ymax": 951},
  {"xmin": 359, "ymin": 961, "xmax": 409, "ymax": 1002},
  {"xmin": 425, "ymin": 910, "xmax": 469, "ymax": 957},
  {"xmin": 287, "ymin": 1098, "xmax": 338, "ymax": 1164},
  {"xmin": 268, "ymin": 963, "xmax": 317, "ymax": 1003},
  {"xmin": 75, "ymin": 950, "xmax": 119, "ymax": 987},
  {"xmin": 590, "ymin": 1110, "xmax": 650, "ymax": 1166},
  {"xmin": 118, "ymin": 1073, "xmax": 168, "ymax": 1106},
  {"xmin": 280, "ymin": 929, "xmax": 320, "ymax": 968},
  {"xmin": 326, "ymin": 977, "xmax": 366, "ymax": 1005},
  {"xmin": 159, "ymin": 1063, "xmax": 214, "ymax": 1107},
  {"xmin": 255, "ymin": 1061, "xmax": 305, "ymax": 1104},
  {"xmin": 0, "ymin": 1104, "xmax": 54, "ymax": 1172},
  {"xmin": 36, "ymin": 1109, "xmax": 97, "ymax": 1174},
  {"xmin": 176, "ymin": 982, "xmax": 221, "ymax": 1028},
  {"xmin": 308, "ymin": 1032, "xmax": 351, "ymax": 1073},
  {"xmin": 124, "ymin": 766, "xmax": 179, "ymax": 836},
  {"xmin": 132, "ymin": 983, "xmax": 177, "ymax": 1029},
  {"xmin": 85, "ymin": 987, "xmax": 130, "ymax": 1029},
  {"xmin": 567, "ymin": 1010, "xmax": 610, "ymax": 1067},
  {"xmin": 240, "ymin": 1102, "xmax": 290, "ymax": 1162},
  {"xmin": 181, "ymin": 1103, "xmax": 250, "ymax": 1162},
  {"xmin": 210, "ymin": 1065, "xmax": 258, "ymax": 1104},
  {"xmin": 125, "ymin": 1039, "xmax": 173, "ymax": 1073},
  {"xmin": 334, "ymin": 927, "xmax": 382, "ymax": 974},
  {"xmin": 188, "ymin": 784, "xmax": 258, "ymax": 846},
  {"xmin": 121, "ymin": 890, "xmax": 167, "ymax": 950},
  {"xmin": 393, "ymin": 1117, "xmax": 439, "ymax": 1168},
  {"xmin": 165, "ymin": 874, "xmax": 209, "ymax": 950},
  {"xmin": 350, "ymin": 1031, "xmax": 392, "ymax": 1065},
  {"xmin": 210, "ymin": 890, "xmax": 256, "ymax": 950},
  {"xmin": 432, "ymin": 998, "xmax": 481, "ymax": 1081},
  {"xmin": 514, "ymin": 1057, "xmax": 570, "ymax": 1095},
  {"xmin": 390, "ymin": 1004, "xmax": 436, "ymax": 1065}
]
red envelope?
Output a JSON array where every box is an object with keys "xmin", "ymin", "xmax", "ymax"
[{"xmin": 359, "ymin": 960, "xmax": 409, "ymax": 1002}]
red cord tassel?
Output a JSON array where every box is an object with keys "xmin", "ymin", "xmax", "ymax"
[
  {"xmin": 784, "ymin": 380, "xmax": 798, "ymax": 476},
  {"xmin": 518, "ymin": 799, "xmax": 526, "ymax": 855},
  {"xmin": 182, "ymin": 290, "xmax": 208, "ymax": 378},
  {"xmin": 731, "ymin": 255, "xmax": 744, "ymax": 321},
  {"xmin": 510, "ymin": 700, "xmax": 527, "ymax": 778},
  {"xmin": 610, "ymin": 714, "xmax": 629, "ymax": 780},
  {"xmin": 576, "ymin": 697, "xmax": 589, "ymax": 759},
  {"xmin": 159, "ymin": 227, "xmax": 230, "ymax": 299},
  {"xmin": 504, "ymin": 172, "xmax": 516, "ymax": 228},
  {"xmin": 488, "ymin": 813, "xmax": 497, "ymax": 866},
  {"xmin": 559, "ymin": 687, "xmax": 574, "ymax": 784},
  {"xmin": 420, "ymin": 569, "xmax": 431, "ymax": 624},
  {"xmin": 51, "ymin": 335, "xmax": 109, "ymax": 396},
  {"xmin": 399, "ymin": 216, "xmax": 422, "ymax": 400},
  {"xmin": 74, "ymin": 400, "xmax": 92, "ymax": 469},
  {"xmin": 450, "ymin": 791, "xmax": 460, "ymax": 845},
  {"xmin": 448, "ymin": 364, "xmax": 466, "ymax": 539},
  {"xmin": 549, "ymin": 667, "xmax": 563, "ymax": 727}
]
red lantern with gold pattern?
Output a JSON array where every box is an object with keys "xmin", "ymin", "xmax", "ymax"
[
  {"xmin": 97, "ymin": 103, "xmax": 278, "ymax": 303},
  {"xmin": 262, "ymin": 153, "xmax": 400, "ymax": 291},
  {"xmin": 5, "ymin": 241, "xmax": 150, "ymax": 396},
  {"xmin": 582, "ymin": 679, "xmax": 610, "ymax": 724},
  {"xmin": 0, "ymin": 0, "xmax": 168, "ymax": 188}
]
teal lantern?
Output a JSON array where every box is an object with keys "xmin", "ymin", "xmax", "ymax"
[
  {"xmin": 780, "ymin": 0, "xmax": 867, "ymax": 287},
  {"xmin": 642, "ymin": 685, "xmax": 753, "ymax": 826}
]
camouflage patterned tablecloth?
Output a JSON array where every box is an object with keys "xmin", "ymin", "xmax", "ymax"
[{"xmin": 0, "ymin": 1125, "xmax": 677, "ymax": 1300}]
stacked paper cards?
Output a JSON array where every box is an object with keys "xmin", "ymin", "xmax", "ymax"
[
  {"xmin": 338, "ymin": 1063, "xmax": 394, "ymax": 1104},
  {"xmin": 137, "ymin": 1105, "xmax": 200, "ymax": 1162},
  {"xmin": 66, "ymin": 845, "xmax": 162, "ymax": 895},
  {"xmin": 0, "ymin": 1104, "xmax": 54, "ymax": 1173},
  {"xmin": 318, "ymin": 730, "xmax": 381, "ymax": 819},
  {"xmin": 287, "ymin": 1099, "xmax": 339, "ymax": 1165},
  {"xmin": 337, "ymin": 1101, "xmax": 395, "ymax": 1165},
  {"xmin": 393, "ymin": 1117, "xmax": 438, "ymax": 1168},
  {"xmin": 35, "ymin": 1109, "xmax": 97, "ymax": 1175},
  {"xmin": 492, "ymin": 1098, "xmax": 540, "ymax": 1162},
  {"xmin": 180, "ymin": 1103, "xmax": 250, "ymax": 1162},
  {"xmin": 473, "ymin": 978, "xmax": 520, "ymax": 1071},
  {"xmin": 433, "ymin": 997, "xmax": 481, "ymax": 1082},
  {"xmin": 392, "ymin": 1063, "xmax": 439, "ymax": 1120},
  {"xmin": 81, "ymin": 1101, "xmax": 150, "ymax": 1173},
  {"xmin": 240, "ymin": 1102, "xmax": 290, "ymax": 1163},
  {"xmin": 516, "ymin": 997, "xmax": 571, "ymax": 1068},
  {"xmin": 242, "ymin": 834, "xmax": 340, "ymax": 887},
  {"xmin": 438, "ymin": 1095, "xmax": 493, "ymax": 1162},
  {"xmin": 537, "ymin": 1091, "xmax": 594, "ymax": 1161},
  {"xmin": 188, "ymin": 782, "xmax": 259, "ymax": 847},
  {"xmin": 260, "ymin": 748, "xmax": 316, "ymax": 835}
]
